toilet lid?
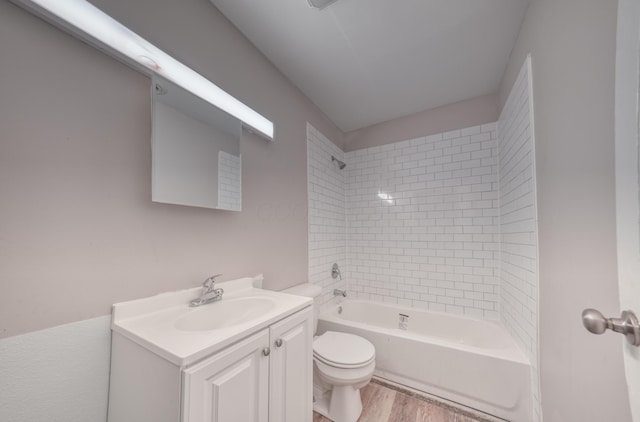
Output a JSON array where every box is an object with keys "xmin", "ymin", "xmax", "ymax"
[{"xmin": 313, "ymin": 331, "xmax": 375, "ymax": 368}]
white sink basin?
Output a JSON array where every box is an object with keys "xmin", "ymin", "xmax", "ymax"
[
  {"xmin": 174, "ymin": 297, "xmax": 277, "ymax": 331},
  {"xmin": 111, "ymin": 276, "xmax": 313, "ymax": 366}
]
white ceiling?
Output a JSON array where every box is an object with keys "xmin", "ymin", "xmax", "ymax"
[{"xmin": 210, "ymin": 0, "xmax": 530, "ymax": 132}]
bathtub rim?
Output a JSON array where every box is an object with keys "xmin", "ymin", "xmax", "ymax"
[{"xmin": 319, "ymin": 299, "xmax": 529, "ymax": 365}]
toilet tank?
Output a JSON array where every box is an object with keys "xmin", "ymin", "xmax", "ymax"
[{"xmin": 281, "ymin": 283, "xmax": 322, "ymax": 333}]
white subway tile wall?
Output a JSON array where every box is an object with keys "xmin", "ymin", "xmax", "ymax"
[
  {"xmin": 307, "ymin": 63, "xmax": 539, "ymax": 417},
  {"xmin": 218, "ymin": 151, "xmax": 241, "ymax": 211},
  {"xmin": 498, "ymin": 56, "xmax": 540, "ymax": 422},
  {"xmin": 345, "ymin": 124, "xmax": 500, "ymax": 317},
  {"xmin": 307, "ymin": 124, "xmax": 347, "ymax": 309}
]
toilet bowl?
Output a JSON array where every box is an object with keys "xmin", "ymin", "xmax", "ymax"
[
  {"xmin": 312, "ymin": 331, "xmax": 376, "ymax": 422},
  {"xmin": 281, "ymin": 282, "xmax": 376, "ymax": 422}
]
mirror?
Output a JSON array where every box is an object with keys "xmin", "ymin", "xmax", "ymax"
[{"xmin": 151, "ymin": 76, "xmax": 242, "ymax": 211}]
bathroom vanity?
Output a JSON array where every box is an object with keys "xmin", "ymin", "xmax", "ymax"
[{"xmin": 107, "ymin": 277, "xmax": 313, "ymax": 422}]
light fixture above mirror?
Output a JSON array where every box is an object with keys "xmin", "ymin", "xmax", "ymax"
[{"xmin": 11, "ymin": 0, "xmax": 274, "ymax": 140}]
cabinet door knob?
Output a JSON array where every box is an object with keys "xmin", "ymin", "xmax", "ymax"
[
  {"xmin": 275, "ymin": 339, "xmax": 283, "ymax": 348},
  {"xmin": 262, "ymin": 347, "xmax": 271, "ymax": 357}
]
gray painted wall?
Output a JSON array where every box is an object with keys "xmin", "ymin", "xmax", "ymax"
[
  {"xmin": 343, "ymin": 93, "xmax": 499, "ymax": 152},
  {"xmin": 0, "ymin": 0, "xmax": 342, "ymax": 339},
  {"xmin": 499, "ymin": 0, "xmax": 631, "ymax": 420}
]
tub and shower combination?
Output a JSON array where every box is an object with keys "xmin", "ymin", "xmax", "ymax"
[{"xmin": 317, "ymin": 300, "xmax": 532, "ymax": 422}]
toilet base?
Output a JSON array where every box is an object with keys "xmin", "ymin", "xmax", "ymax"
[{"xmin": 313, "ymin": 384, "xmax": 363, "ymax": 422}]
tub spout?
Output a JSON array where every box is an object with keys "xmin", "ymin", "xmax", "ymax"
[{"xmin": 333, "ymin": 289, "xmax": 347, "ymax": 297}]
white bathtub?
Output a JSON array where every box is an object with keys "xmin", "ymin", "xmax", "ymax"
[{"xmin": 317, "ymin": 300, "xmax": 532, "ymax": 422}]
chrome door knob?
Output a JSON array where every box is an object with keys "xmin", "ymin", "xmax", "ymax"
[
  {"xmin": 582, "ymin": 309, "xmax": 608, "ymax": 334},
  {"xmin": 582, "ymin": 308, "xmax": 640, "ymax": 346}
]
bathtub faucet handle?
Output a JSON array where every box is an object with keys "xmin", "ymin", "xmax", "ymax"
[{"xmin": 331, "ymin": 263, "xmax": 342, "ymax": 280}]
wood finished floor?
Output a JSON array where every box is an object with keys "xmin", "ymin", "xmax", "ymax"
[{"xmin": 312, "ymin": 381, "xmax": 488, "ymax": 422}]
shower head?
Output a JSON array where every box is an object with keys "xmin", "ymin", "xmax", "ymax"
[{"xmin": 332, "ymin": 156, "xmax": 346, "ymax": 170}]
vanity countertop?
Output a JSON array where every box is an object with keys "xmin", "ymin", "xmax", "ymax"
[{"xmin": 111, "ymin": 275, "xmax": 311, "ymax": 367}]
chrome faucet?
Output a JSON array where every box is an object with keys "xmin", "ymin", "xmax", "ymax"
[
  {"xmin": 331, "ymin": 263, "xmax": 342, "ymax": 280},
  {"xmin": 189, "ymin": 274, "xmax": 224, "ymax": 307}
]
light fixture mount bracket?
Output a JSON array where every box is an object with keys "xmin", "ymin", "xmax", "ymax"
[{"xmin": 307, "ymin": 0, "xmax": 340, "ymax": 10}]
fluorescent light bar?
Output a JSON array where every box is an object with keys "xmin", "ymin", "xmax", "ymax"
[{"xmin": 17, "ymin": 0, "xmax": 274, "ymax": 140}]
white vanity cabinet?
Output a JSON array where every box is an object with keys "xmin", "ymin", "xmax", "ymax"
[
  {"xmin": 182, "ymin": 329, "xmax": 270, "ymax": 422},
  {"xmin": 182, "ymin": 308, "xmax": 313, "ymax": 422},
  {"xmin": 107, "ymin": 304, "xmax": 313, "ymax": 422},
  {"xmin": 268, "ymin": 307, "xmax": 314, "ymax": 422}
]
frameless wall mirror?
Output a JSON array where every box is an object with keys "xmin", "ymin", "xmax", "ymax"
[{"xmin": 152, "ymin": 76, "xmax": 242, "ymax": 211}]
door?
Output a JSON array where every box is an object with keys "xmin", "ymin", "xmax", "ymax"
[
  {"xmin": 615, "ymin": 0, "xmax": 640, "ymax": 420},
  {"xmin": 182, "ymin": 329, "xmax": 270, "ymax": 422},
  {"xmin": 269, "ymin": 307, "xmax": 314, "ymax": 422}
]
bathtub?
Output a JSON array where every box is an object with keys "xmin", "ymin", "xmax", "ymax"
[{"xmin": 317, "ymin": 300, "xmax": 532, "ymax": 422}]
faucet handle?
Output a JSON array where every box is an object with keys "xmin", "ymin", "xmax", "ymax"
[{"xmin": 202, "ymin": 274, "xmax": 223, "ymax": 291}]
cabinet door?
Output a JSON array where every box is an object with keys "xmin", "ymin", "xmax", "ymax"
[
  {"xmin": 269, "ymin": 307, "xmax": 314, "ymax": 422},
  {"xmin": 183, "ymin": 329, "xmax": 270, "ymax": 422}
]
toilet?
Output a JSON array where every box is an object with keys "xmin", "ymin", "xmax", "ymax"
[{"xmin": 282, "ymin": 283, "xmax": 375, "ymax": 422}]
